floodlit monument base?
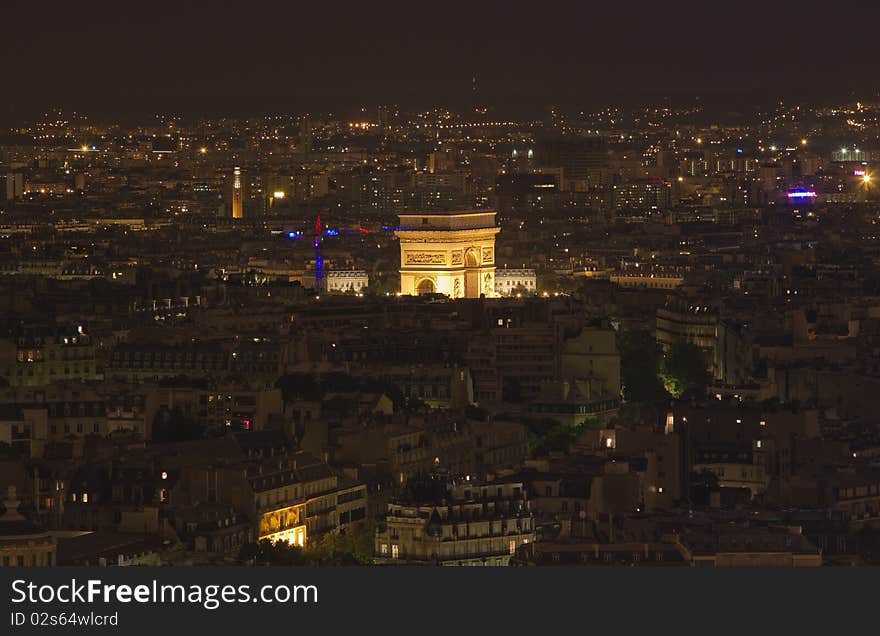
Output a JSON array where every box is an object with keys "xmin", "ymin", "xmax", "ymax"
[{"xmin": 395, "ymin": 210, "xmax": 500, "ymax": 298}]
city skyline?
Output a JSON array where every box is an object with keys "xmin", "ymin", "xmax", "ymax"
[{"xmin": 4, "ymin": 1, "xmax": 880, "ymax": 124}]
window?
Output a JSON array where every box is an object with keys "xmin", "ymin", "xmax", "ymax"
[
  {"xmin": 391, "ymin": 544, "xmax": 399, "ymax": 559},
  {"xmin": 380, "ymin": 544, "xmax": 388, "ymax": 556},
  {"xmin": 509, "ymin": 540, "xmax": 516, "ymax": 555},
  {"xmin": 82, "ymin": 493, "xmax": 88, "ymax": 503}
]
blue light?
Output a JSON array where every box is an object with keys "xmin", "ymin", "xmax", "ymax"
[
  {"xmin": 325, "ymin": 229, "xmax": 339, "ymax": 236},
  {"xmin": 287, "ymin": 231, "xmax": 301, "ymax": 238},
  {"xmin": 736, "ymin": 148, "xmax": 743, "ymax": 154},
  {"xmin": 787, "ymin": 191, "xmax": 817, "ymax": 199}
]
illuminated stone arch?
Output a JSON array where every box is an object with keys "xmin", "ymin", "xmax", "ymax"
[{"xmin": 395, "ymin": 210, "xmax": 499, "ymax": 298}]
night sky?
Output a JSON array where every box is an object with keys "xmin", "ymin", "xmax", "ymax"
[{"xmin": 4, "ymin": 0, "xmax": 880, "ymax": 120}]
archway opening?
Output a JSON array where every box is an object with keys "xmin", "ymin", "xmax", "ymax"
[{"xmin": 416, "ymin": 278, "xmax": 435, "ymax": 295}]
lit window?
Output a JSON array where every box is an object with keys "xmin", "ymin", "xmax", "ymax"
[
  {"xmin": 509, "ymin": 540, "xmax": 516, "ymax": 555},
  {"xmin": 391, "ymin": 544, "xmax": 399, "ymax": 559},
  {"xmin": 380, "ymin": 544, "xmax": 388, "ymax": 556},
  {"xmin": 82, "ymin": 493, "xmax": 88, "ymax": 503}
]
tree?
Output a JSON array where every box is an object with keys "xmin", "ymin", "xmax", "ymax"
[
  {"xmin": 618, "ymin": 330, "xmax": 668, "ymax": 403},
  {"xmin": 364, "ymin": 274, "xmax": 398, "ymax": 297},
  {"xmin": 239, "ymin": 540, "xmax": 307, "ymax": 566},
  {"xmin": 151, "ymin": 406, "xmax": 204, "ymax": 442},
  {"xmin": 276, "ymin": 372, "xmax": 406, "ymax": 410},
  {"xmin": 525, "ymin": 418, "xmax": 582, "ymax": 457},
  {"xmin": 858, "ymin": 526, "xmax": 880, "ymax": 564},
  {"xmin": 614, "ymin": 402, "xmax": 643, "ymax": 427},
  {"xmin": 305, "ymin": 521, "xmax": 376, "ymax": 565},
  {"xmin": 276, "ymin": 373, "xmax": 321, "ymax": 402},
  {"xmin": 659, "ymin": 340, "xmax": 710, "ymax": 398}
]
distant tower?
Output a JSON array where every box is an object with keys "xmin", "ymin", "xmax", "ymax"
[
  {"xmin": 378, "ymin": 105, "xmax": 390, "ymax": 142},
  {"xmin": 472, "ymin": 75, "xmax": 486, "ymax": 115},
  {"xmin": 300, "ymin": 116, "xmax": 313, "ymax": 153},
  {"xmin": 5, "ymin": 174, "xmax": 23, "ymax": 201},
  {"xmin": 231, "ymin": 166, "xmax": 243, "ymax": 219},
  {"xmin": 314, "ymin": 213, "xmax": 324, "ymax": 289},
  {"xmin": 548, "ymin": 105, "xmax": 563, "ymax": 130}
]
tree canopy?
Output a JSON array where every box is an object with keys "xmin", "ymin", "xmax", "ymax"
[
  {"xmin": 618, "ymin": 330, "xmax": 668, "ymax": 403},
  {"xmin": 659, "ymin": 340, "xmax": 711, "ymax": 398},
  {"xmin": 239, "ymin": 521, "xmax": 376, "ymax": 566}
]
